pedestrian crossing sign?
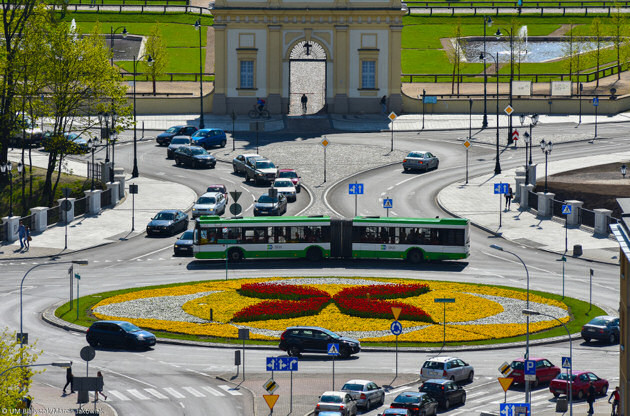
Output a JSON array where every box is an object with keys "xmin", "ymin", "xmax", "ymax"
[
  {"xmin": 327, "ymin": 343, "xmax": 340, "ymax": 356},
  {"xmin": 383, "ymin": 198, "xmax": 393, "ymax": 209},
  {"xmin": 562, "ymin": 204, "xmax": 572, "ymax": 215},
  {"xmin": 562, "ymin": 356, "xmax": 572, "ymax": 369}
]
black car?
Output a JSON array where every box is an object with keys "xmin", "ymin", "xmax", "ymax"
[
  {"xmin": 86, "ymin": 320, "xmax": 156, "ymax": 350},
  {"xmin": 173, "ymin": 230, "xmax": 194, "ymax": 256},
  {"xmin": 419, "ymin": 379, "xmax": 466, "ymax": 410},
  {"xmin": 146, "ymin": 209, "xmax": 189, "ymax": 236},
  {"xmin": 581, "ymin": 315, "xmax": 620, "ymax": 344},
  {"xmin": 254, "ymin": 193, "xmax": 287, "ymax": 216},
  {"xmin": 156, "ymin": 125, "xmax": 198, "ymax": 146},
  {"xmin": 279, "ymin": 326, "xmax": 361, "ymax": 359},
  {"xmin": 174, "ymin": 145, "xmax": 216, "ymax": 169},
  {"xmin": 389, "ymin": 392, "xmax": 438, "ymax": 416}
]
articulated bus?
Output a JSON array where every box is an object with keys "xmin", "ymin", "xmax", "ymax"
[{"xmin": 193, "ymin": 216, "xmax": 470, "ymax": 263}]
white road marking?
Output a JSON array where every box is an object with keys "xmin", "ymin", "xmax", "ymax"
[
  {"xmin": 182, "ymin": 387, "xmax": 205, "ymax": 397},
  {"xmin": 163, "ymin": 387, "xmax": 186, "ymax": 398},
  {"xmin": 144, "ymin": 388, "xmax": 168, "ymax": 399},
  {"xmin": 108, "ymin": 390, "xmax": 130, "ymax": 401},
  {"xmin": 386, "ymin": 386, "xmax": 411, "ymax": 395},
  {"xmin": 127, "ymin": 389, "xmax": 149, "ymax": 400},
  {"xmin": 201, "ymin": 386, "xmax": 225, "ymax": 397},
  {"xmin": 219, "ymin": 385, "xmax": 242, "ymax": 395}
]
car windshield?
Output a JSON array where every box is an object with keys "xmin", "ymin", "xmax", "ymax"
[
  {"xmin": 394, "ymin": 395, "xmax": 419, "ymax": 404},
  {"xmin": 165, "ymin": 127, "xmax": 179, "ymax": 133},
  {"xmin": 588, "ymin": 317, "xmax": 611, "ymax": 325},
  {"xmin": 256, "ymin": 161, "xmax": 275, "ymax": 169},
  {"xmin": 193, "ymin": 130, "xmax": 210, "ymax": 137},
  {"xmin": 274, "ymin": 180, "xmax": 293, "ymax": 188},
  {"xmin": 322, "ymin": 328, "xmax": 340, "ymax": 339},
  {"xmin": 556, "ymin": 373, "xmax": 577, "ymax": 381},
  {"xmin": 320, "ymin": 395, "xmax": 342, "ymax": 403},
  {"xmin": 180, "ymin": 231, "xmax": 194, "ymax": 240},
  {"xmin": 342, "ymin": 383, "xmax": 364, "ymax": 391},
  {"xmin": 279, "ymin": 171, "xmax": 297, "ymax": 178},
  {"xmin": 155, "ymin": 212, "xmax": 175, "ymax": 221},
  {"xmin": 423, "ymin": 361, "xmax": 444, "ymax": 370},
  {"xmin": 197, "ymin": 197, "xmax": 216, "ymax": 205},
  {"xmin": 408, "ymin": 152, "xmax": 425, "ymax": 158},
  {"xmin": 420, "ymin": 384, "xmax": 441, "ymax": 392},
  {"xmin": 207, "ymin": 186, "xmax": 225, "ymax": 193},
  {"xmin": 171, "ymin": 138, "xmax": 189, "ymax": 145},
  {"xmin": 510, "ymin": 361, "xmax": 524, "ymax": 370},
  {"xmin": 191, "ymin": 148, "xmax": 207, "ymax": 155},
  {"xmin": 119, "ymin": 322, "xmax": 141, "ymax": 332},
  {"xmin": 258, "ymin": 195, "xmax": 277, "ymax": 203}
]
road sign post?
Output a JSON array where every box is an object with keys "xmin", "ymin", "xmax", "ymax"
[
  {"xmin": 463, "ymin": 140, "xmax": 471, "ymax": 184},
  {"xmin": 238, "ymin": 329, "xmax": 249, "ymax": 381},
  {"xmin": 494, "ymin": 183, "xmax": 509, "ymax": 228},
  {"xmin": 434, "ymin": 298, "xmax": 455, "ymax": 347},
  {"xmin": 129, "ymin": 183, "xmax": 138, "ymax": 231},
  {"xmin": 263, "ymin": 394, "xmax": 279, "ymax": 415},
  {"xmin": 562, "ymin": 204, "xmax": 571, "ymax": 255},
  {"xmin": 383, "ymin": 198, "xmax": 393, "ymax": 217},
  {"xmin": 349, "ymin": 182, "xmax": 364, "ymax": 216},
  {"xmin": 266, "ymin": 357, "xmax": 298, "ymax": 412},
  {"xmin": 388, "ymin": 112, "xmax": 397, "ymax": 151},
  {"xmin": 500, "ymin": 403, "xmax": 530, "ymax": 416},
  {"xmin": 498, "ymin": 377, "xmax": 514, "ymax": 403},
  {"xmin": 390, "ymin": 320, "xmax": 403, "ymax": 378},
  {"xmin": 512, "ymin": 129, "xmax": 519, "ymax": 147},
  {"xmin": 320, "ymin": 137, "xmax": 329, "ymax": 183},
  {"xmin": 593, "ymin": 96, "xmax": 599, "ymax": 139},
  {"xmin": 328, "ymin": 343, "xmax": 340, "ymax": 390}
]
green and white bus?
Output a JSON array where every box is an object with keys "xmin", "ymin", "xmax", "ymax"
[{"xmin": 193, "ymin": 216, "xmax": 470, "ymax": 263}]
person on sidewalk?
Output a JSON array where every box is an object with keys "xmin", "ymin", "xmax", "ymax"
[
  {"xmin": 587, "ymin": 380, "xmax": 596, "ymax": 414},
  {"xmin": 95, "ymin": 371, "xmax": 107, "ymax": 401},
  {"xmin": 505, "ymin": 186, "xmax": 514, "ymax": 210},
  {"xmin": 18, "ymin": 221, "xmax": 26, "ymax": 249},
  {"xmin": 24, "ymin": 225, "xmax": 31, "ymax": 250},
  {"xmin": 301, "ymin": 94, "xmax": 308, "ymax": 115},
  {"xmin": 609, "ymin": 386, "xmax": 620, "ymax": 416},
  {"xmin": 380, "ymin": 95, "xmax": 387, "ymax": 114},
  {"xmin": 62, "ymin": 365, "xmax": 74, "ymax": 394}
]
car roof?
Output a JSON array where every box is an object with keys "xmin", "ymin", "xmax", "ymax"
[
  {"xmin": 590, "ymin": 315, "xmax": 617, "ymax": 320},
  {"xmin": 321, "ymin": 391, "xmax": 346, "ymax": 397},
  {"xmin": 286, "ymin": 326, "xmax": 331, "ymax": 331},
  {"xmin": 239, "ymin": 153, "xmax": 261, "ymax": 158},
  {"xmin": 93, "ymin": 320, "xmax": 130, "ymax": 325},
  {"xmin": 171, "ymin": 135, "xmax": 191, "ymax": 140},
  {"xmin": 512, "ymin": 357, "xmax": 546, "ymax": 362},
  {"xmin": 278, "ymin": 168, "xmax": 297, "ymax": 172},
  {"xmin": 207, "ymin": 184, "xmax": 226, "ymax": 189},
  {"xmin": 408, "ymin": 150, "xmax": 429, "ymax": 154},
  {"xmin": 157, "ymin": 209, "xmax": 182, "ymax": 214},
  {"xmin": 199, "ymin": 192, "xmax": 221, "ymax": 198},
  {"xmin": 197, "ymin": 128, "xmax": 222, "ymax": 131},
  {"xmin": 425, "ymin": 356, "xmax": 458, "ymax": 363},
  {"xmin": 423, "ymin": 379, "xmax": 452, "ymax": 385},
  {"xmin": 396, "ymin": 392, "xmax": 424, "ymax": 398},
  {"xmin": 383, "ymin": 410, "xmax": 410, "ymax": 415},
  {"xmin": 343, "ymin": 379, "xmax": 372, "ymax": 385}
]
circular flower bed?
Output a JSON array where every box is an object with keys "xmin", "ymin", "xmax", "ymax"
[{"xmin": 90, "ymin": 277, "xmax": 569, "ymax": 343}]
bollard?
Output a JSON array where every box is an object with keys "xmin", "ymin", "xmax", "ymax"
[{"xmin": 573, "ymin": 244, "xmax": 583, "ymax": 256}]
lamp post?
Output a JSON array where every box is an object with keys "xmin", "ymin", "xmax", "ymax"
[
  {"xmin": 194, "ymin": 20, "xmax": 205, "ymax": 129},
  {"xmin": 1, "ymin": 161, "xmax": 23, "ymax": 217},
  {"xmin": 87, "ymin": 139, "xmax": 109, "ymax": 191},
  {"xmin": 480, "ymin": 52, "xmax": 501, "ymax": 174},
  {"xmin": 540, "ymin": 139, "xmax": 553, "ymax": 193},
  {"xmin": 519, "ymin": 114, "xmax": 539, "ymax": 185},
  {"xmin": 523, "ymin": 309, "xmax": 572, "ymax": 416},
  {"xmin": 97, "ymin": 112, "xmax": 110, "ymax": 166},
  {"xmin": 495, "ymin": 27, "xmax": 515, "ymax": 145},
  {"xmin": 482, "ymin": 16, "xmax": 492, "ymax": 129},
  {"xmin": 110, "ymin": 114, "xmax": 118, "ymax": 183},
  {"xmin": 132, "ymin": 54, "xmax": 154, "ymax": 178},
  {"xmin": 490, "ymin": 244, "xmax": 531, "ymax": 403},
  {"xmin": 109, "ymin": 26, "xmax": 128, "ymax": 66},
  {"xmin": 622, "ymin": 164, "xmax": 627, "ymax": 178}
]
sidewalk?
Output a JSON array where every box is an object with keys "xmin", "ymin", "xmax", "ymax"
[{"xmin": 28, "ymin": 380, "xmax": 117, "ymax": 416}]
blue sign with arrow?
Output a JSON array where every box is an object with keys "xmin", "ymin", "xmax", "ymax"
[
  {"xmin": 500, "ymin": 403, "xmax": 530, "ymax": 416},
  {"xmin": 494, "ymin": 183, "xmax": 509, "ymax": 194},
  {"xmin": 266, "ymin": 357, "xmax": 299, "ymax": 372},
  {"xmin": 390, "ymin": 321, "xmax": 403, "ymax": 336},
  {"xmin": 349, "ymin": 184, "xmax": 364, "ymax": 195}
]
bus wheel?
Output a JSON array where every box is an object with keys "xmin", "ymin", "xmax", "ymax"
[
  {"xmin": 306, "ymin": 247, "xmax": 323, "ymax": 261},
  {"xmin": 407, "ymin": 249, "xmax": 424, "ymax": 264},
  {"xmin": 228, "ymin": 248, "xmax": 243, "ymax": 262}
]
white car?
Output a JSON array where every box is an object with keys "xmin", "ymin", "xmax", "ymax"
[
  {"xmin": 420, "ymin": 356, "xmax": 474, "ymax": 383},
  {"xmin": 341, "ymin": 379, "xmax": 385, "ymax": 410},
  {"xmin": 314, "ymin": 391, "xmax": 358, "ymax": 416},
  {"xmin": 273, "ymin": 179, "xmax": 297, "ymax": 202},
  {"xmin": 192, "ymin": 192, "xmax": 227, "ymax": 218}
]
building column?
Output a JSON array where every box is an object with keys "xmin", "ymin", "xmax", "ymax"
[
  {"xmin": 388, "ymin": 24, "xmax": 403, "ymax": 113},
  {"xmin": 213, "ymin": 24, "xmax": 228, "ymax": 114},
  {"xmin": 267, "ymin": 25, "xmax": 283, "ymax": 114},
  {"xmin": 333, "ymin": 25, "xmax": 349, "ymax": 114}
]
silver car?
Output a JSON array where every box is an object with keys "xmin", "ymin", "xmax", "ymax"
[
  {"xmin": 192, "ymin": 192, "xmax": 227, "ymax": 218},
  {"xmin": 167, "ymin": 136, "xmax": 191, "ymax": 159},
  {"xmin": 341, "ymin": 379, "xmax": 385, "ymax": 411},
  {"xmin": 403, "ymin": 151, "xmax": 439, "ymax": 172},
  {"xmin": 315, "ymin": 391, "xmax": 357, "ymax": 416},
  {"xmin": 420, "ymin": 356, "xmax": 474, "ymax": 383}
]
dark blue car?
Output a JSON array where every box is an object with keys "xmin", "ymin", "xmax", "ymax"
[
  {"xmin": 146, "ymin": 209, "xmax": 189, "ymax": 236},
  {"xmin": 86, "ymin": 320, "xmax": 156, "ymax": 350},
  {"xmin": 581, "ymin": 315, "xmax": 620, "ymax": 344},
  {"xmin": 191, "ymin": 128, "xmax": 227, "ymax": 149}
]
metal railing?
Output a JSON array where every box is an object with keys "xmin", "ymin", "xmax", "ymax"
[
  {"xmin": 68, "ymin": 0, "xmax": 189, "ymax": 5},
  {"xmin": 404, "ymin": 0, "xmax": 630, "ymax": 15},
  {"xmin": 120, "ymin": 72, "xmax": 215, "ymax": 83},
  {"xmin": 552, "ymin": 199, "xmax": 565, "ymax": 218},
  {"xmin": 528, "ymin": 190, "xmax": 538, "ymax": 211},
  {"xmin": 47, "ymin": 205, "xmax": 61, "ymax": 225},
  {"xmin": 101, "ymin": 188, "xmax": 112, "ymax": 208},
  {"xmin": 52, "ymin": 2, "xmax": 210, "ymax": 14},
  {"xmin": 580, "ymin": 207, "xmax": 596, "ymax": 228},
  {"xmin": 75, "ymin": 197, "xmax": 88, "ymax": 217}
]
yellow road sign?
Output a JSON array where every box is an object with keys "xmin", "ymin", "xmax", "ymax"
[
  {"xmin": 391, "ymin": 306, "xmax": 402, "ymax": 320},
  {"xmin": 263, "ymin": 394, "xmax": 279, "ymax": 409},
  {"xmin": 263, "ymin": 378, "xmax": 279, "ymax": 394},
  {"xmin": 464, "ymin": 140, "xmax": 471, "ymax": 148},
  {"xmin": 504, "ymin": 105, "xmax": 514, "ymax": 115},
  {"xmin": 388, "ymin": 112, "xmax": 397, "ymax": 121},
  {"xmin": 498, "ymin": 361, "xmax": 513, "ymax": 377},
  {"xmin": 498, "ymin": 377, "xmax": 514, "ymax": 392},
  {"xmin": 320, "ymin": 137, "xmax": 329, "ymax": 147}
]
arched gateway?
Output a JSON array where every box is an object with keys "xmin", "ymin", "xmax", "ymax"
[{"xmin": 211, "ymin": 0, "xmax": 404, "ymax": 115}]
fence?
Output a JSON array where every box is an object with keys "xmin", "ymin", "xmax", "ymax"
[
  {"xmin": 528, "ymin": 190, "xmax": 538, "ymax": 211},
  {"xmin": 47, "ymin": 204, "xmax": 61, "ymax": 225},
  {"xmin": 75, "ymin": 197, "xmax": 88, "ymax": 217},
  {"xmin": 52, "ymin": 3, "xmax": 210, "ymax": 14},
  {"xmin": 68, "ymin": 0, "xmax": 189, "ymax": 5},
  {"xmin": 404, "ymin": 0, "xmax": 630, "ymax": 15},
  {"xmin": 552, "ymin": 198, "xmax": 565, "ymax": 218},
  {"xmin": 101, "ymin": 188, "xmax": 112, "ymax": 208}
]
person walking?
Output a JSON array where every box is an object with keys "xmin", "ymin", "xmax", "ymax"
[
  {"xmin": 587, "ymin": 380, "xmax": 596, "ymax": 414},
  {"xmin": 18, "ymin": 220, "xmax": 26, "ymax": 249},
  {"xmin": 505, "ymin": 186, "xmax": 514, "ymax": 210},
  {"xmin": 380, "ymin": 95, "xmax": 387, "ymax": 114},
  {"xmin": 609, "ymin": 386, "xmax": 620, "ymax": 416},
  {"xmin": 24, "ymin": 225, "xmax": 31, "ymax": 250},
  {"xmin": 95, "ymin": 371, "xmax": 107, "ymax": 401},
  {"xmin": 62, "ymin": 365, "xmax": 74, "ymax": 394},
  {"xmin": 301, "ymin": 94, "xmax": 308, "ymax": 115}
]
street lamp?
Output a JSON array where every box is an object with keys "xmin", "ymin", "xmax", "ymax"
[
  {"xmin": 622, "ymin": 164, "xmax": 627, "ymax": 178},
  {"xmin": 109, "ymin": 26, "xmax": 128, "ymax": 66},
  {"xmin": 490, "ymin": 244, "xmax": 531, "ymax": 403},
  {"xmin": 480, "ymin": 52, "xmax": 501, "ymax": 174},
  {"xmin": 482, "ymin": 16, "xmax": 492, "ymax": 129},
  {"xmin": 132, "ymin": 54, "xmax": 154, "ymax": 178},
  {"xmin": 87, "ymin": 138, "xmax": 109, "ymax": 191},
  {"xmin": 1, "ymin": 161, "xmax": 23, "ymax": 217},
  {"xmin": 194, "ymin": 20, "xmax": 205, "ymax": 129},
  {"xmin": 523, "ymin": 309, "xmax": 573, "ymax": 416},
  {"xmin": 540, "ymin": 139, "xmax": 553, "ymax": 193},
  {"xmin": 495, "ymin": 27, "xmax": 515, "ymax": 145},
  {"xmin": 519, "ymin": 114, "xmax": 539, "ymax": 185}
]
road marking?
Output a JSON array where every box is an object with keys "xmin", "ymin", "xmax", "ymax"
[
  {"xmin": 219, "ymin": 385, "xmax": 242, "ymax": 395},
  {"xmin": 129, "ymin": 245, "xmax": 172, "ymax": 261},
  {"xmin": 386, "ymin": 386, "xmax": 411, "ymax": 396},
  {"xmin": 200, "ymin": 386, "xmax": 225, "ymax": 397},
  {"xmin": 108, "ymin": 390, "xmax": 130, "ymax": 401},
  {"xmin": 144, "ymin": 388, "xmax": 168, "ymax": 399},
  {"xmin": 98, "ymin": 368, "xmax": 156, "ymax": 388},
  {"xmin": 163, "ymin": 387, "xmax": 186, "ymax": 398},
  {"xmin": 182, "ymin": 387, "xmax": 205, "ymax": 397},
  {"xmin": 127, "ymin": 389, "xmax": 149, "ymax": 400}
]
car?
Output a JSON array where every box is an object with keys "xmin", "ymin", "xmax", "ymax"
[
  {"xmin": 10, "ymin": 113, "xmax": 44, "ymax": 147},
  {"xmin": 191, "ymin": 128, "xmax": 227, "ymax": 149},
  {"xmin": 245, "ymin": 158, "xmax": 278, "ymax": 185},
  {"xmin": 314, "ymin": 391, "xmax": 358, "ymax": 416},
  {"xmin": 508, "ymin": 358, "xmax": 560, "ymax": 387},
  {"xmin": 254, "ymin": 192, "xmax": 288, "ymax": 216},
  {"xmin": 419, "ymin": 379, "xmax": 466, "ymax": 410},
  {"xmin": 389, "ymin": 392, "xmax": 438, "ymax": 416},
  {"xmin": 174, "ymin": 145, "xmax": 217, "ymax": 169},
  {"xmin": 173, "ymin": 230, "xmax": 194, "ymax": 256},
  {"xmin": 341, "ymin": 379, "xmax": 385, "ymax": 410},
  {"xmin": 167, "ymin": 136, "xmax": 191, "ymax": 159},
  {"xmin": 581, "ymin": 315, "xmax": 619, "ymax": 344},
  {"xmin": 156, "ymin": 125, "xmax": 198, "ymax": 146},
  {"xmin": 279, "ymin": 326, "xmax": 361, "ymax": 358},
  {"xmin": 420, "ymin": 356, "xmax": 474, "ymax": 383},
  {"xmin": 192, "ymin": 192, "xmax": 227, "ymax": 218},
  {"xmin": 233, "ymin": 153, "xmax": 264, "ymax": 174},
  {"xmin": 549, "ymin": 371, "xmax": 609, "ymax": 400},
  {"xmin": 146, "ymin": 209, "xmax": 189, "ymax": 237},
  {"xmin": 206, "ymin": 184, "xmax": 229, "ymax": 203},
  {"xmin": 273, "ymin": 179, "xmax": 297, "ymax": 202},
  {"xmin": 86, "ymin": 320, "xmax": 156, "ymax": 350},
  {"xmin": 278, "ymin": 168, "xmax": 302, "ymax": 192},
  {"xmin": 402, "ymin": 151, "xmax": 439, "ymax": 172},
  {"xmin": 379, "ymin": 409, "xmax": 412, "ymax": 416}
]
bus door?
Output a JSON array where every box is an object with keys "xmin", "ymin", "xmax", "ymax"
[{"xmin": 330, "ymin": 219, "xmax": 352, "ymax": 259}]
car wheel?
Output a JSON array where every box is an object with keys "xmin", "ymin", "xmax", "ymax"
[
  {"xmin": 583, "ymin": 337, "xmax": 591, "ymax": 343},
  {"xmin": 609, "ymin": 333, "xmax": 617, "ymax": 344},
  {"xmin": 443, "ymin": 399, "xmax": 450, "ymax": 410},
  {"xmin": 340, "ymin": 347, "xmax": 351, "ymax": 359},
  {"xmin": 220, "ymin": 139, "xmax": 226, "ymax": 147},
  {"xmin": 245, "ymin": 175, "xmax": 250, "ymax": 182},
  {"xmin": 233, "ymin": 164, "xmax": 237, "ymax": 173},
  {"xmin": 450, "ymin": 376, "xmax": 455, "ymax": 381},
  {"xmin": 228, "ymin": 248, "xmax": 243, "ymax": 262},
  {"xmin": 87, "ymin": 338, "xmax": 98, "ymax": 348},
  {"xmin": 434, "ymin": 160, "xmax": 439, "ymax": 170},
  {"xmin": 403, "ymin": 167, "xmax": 409, "ymax": 172},
  {"xmin": 467, "ymin": 371, "xmax": 474, "ymax": 383},
  {"xmin": 407, "ymin": 248, "xmax": 424, "ymax": 264},
  {"xmin": 378, "ymin": 393, "xmax": 385, "ymax": 406},
  {"xmin": 461, "ymin": 392, "xmax": 466, "ymax": 405},
  {"xmin": 577, "ymin": 389, "xmax": 584, "ymax": 400},
  {"xmin": 306, "ymin": 247, "xmax": 323, "ymax": 262},
  {"xmin": 553, "ymin": 392, "xmax": 560, "ymax": 398},
  {"xmin": 288, "ymin": 346, "xmax": 301, "ymax": 357}
]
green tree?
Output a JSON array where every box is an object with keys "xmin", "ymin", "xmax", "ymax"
[
  {"xmin": 611, "ymin": 4, "xmax": 629, "ymax": 80},
  {"xmin": 589, "ymin": 17, "xmax": 604, "ymax": 87},
  {"xmin": 143, "ymin": 24, "xmax": 168, "ymax": 96},
  {"xmin": 0, "ymin": 328, "xmax": 41, "ymax": 410},
  {"xmin": 448, "ymin": 19, "xmax": 463, "ymax": 95}
]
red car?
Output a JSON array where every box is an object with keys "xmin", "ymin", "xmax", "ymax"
[
  {"xmin": 549, "ymin": 371, "xmax": 609, "ymax": 400},
  {"xmin": 206, "ymin": 184, "xmax": 229, "ymax": 203},
  {"xmin": 277, "ymin": 169, "xmax": 302, "ymax": 192},
  {"xmin": 508, "ymin": 358, "xmax": 560, "ymax": 387}
]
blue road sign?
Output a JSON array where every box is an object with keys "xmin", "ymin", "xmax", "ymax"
[
  {"xmin": 390, "ymin": 321, "xmax": 403, "ymax": 336},
  {"xmin": 593, "ymin": 97, "xmax": 599, "ymax": 106},
  {"xmin": 349, "ymin": 183, "xmax": 364, "ymax": 195},
  {"xmin": 423, "ymin": 96, "xmax": 438, "ymax": 104},
  {"xmin": 562, "ymin": 204, "xmax": 572, "ymax": 215},
  {"xmin": 494, "ymin": 183, "xmax": 509, "ymax": 194},
  {"xmin": 327, "ymin": 343, "xmax": 340, "ymax": 356},
  {"xmin": 562, "ymin": 356, "xmax": 572, "ymax": 369},
  {"xmin": 524, "ymin": 359, "xmax": 536, "ymax": 376},
  {"xmin": 500, "ymin": 403, "xmax": 531, "ymax": 416},
  {"xmin": 383, "ymin": 198, "xmax": 393, "ymax": 209},
  {"xmin": 266, "ymin": 357, "xmax": 299, "ymax": 372}
]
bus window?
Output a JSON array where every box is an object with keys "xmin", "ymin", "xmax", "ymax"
[
  {"xmin": 199, "ymin": 229, "xmax": 208, "ymax": 245},
  {"xmin": 399, "ymin": 228, "xmax": 407, "ymax": 244},
  {"xmin": 273, "ymin": 227, "xmax": 286, "ymax": 243}
]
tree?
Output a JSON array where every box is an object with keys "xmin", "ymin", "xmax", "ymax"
[
  {"xmin": 143, "ymin": 24, "xmax": 168, "ymax": 96},
  {"xmin": 561, "ymin": 23, "xmax": 576, "ymax": 80},
  {"xmin": 449, "ymin": 19, "xmax": 464, "ymax": 95},
  {"xmin": 611, "ymin": 4, "xmax": 629, "ymax": 80},
  {"xmin": 0, "ymin": 328, "xmax": 41, "ymax": 410},
  {"xmin": 589, "ymin": 17, "xmax": 604, "ymax": 87}
]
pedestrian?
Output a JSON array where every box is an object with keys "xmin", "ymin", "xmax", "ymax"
[
  {"xmin": 587, "ymin": 380, "xmax": 596, "ymax": 414},
  {"xmin": 18, "ymin": 220, "xmax": 26, "ymax": 249},
  {"xmin": 62, "ymin": 364, "xmax": 74, "ymax": 394},
  {"xmin": 24, "ymin": 225, "xmax": 31, "ymax": 250},
  {"xmin": 505, "ymin": 186, "xmax": 514, "ymax": 210},
  {"xmin": 609, "ymin": 386, "xmax": 620, "ymax": 416},
  {"xmin": 380, "ymin": 95, "xmax": 387, "ymax": 114},
  {"xmin": 95, "ymin": 371, "xmax": 107, "ymax": 401},
  {"xmin": 301, "ymin": 94, "xmax": 308, "ymax": 114}
]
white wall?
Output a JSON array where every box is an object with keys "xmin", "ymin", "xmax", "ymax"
[
  {"xmin": 226, "ymin": 28, "xmax": 268, "ymax": 97},
  {"xmin": 348, "ymin": 29, "xmax": 389, "ymax": 98}
]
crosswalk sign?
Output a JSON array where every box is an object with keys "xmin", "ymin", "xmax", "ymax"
[
  {"xmin": 383, "ymin": 198, "xmax": 393, "ymax": 209},
  {"xmin": 562, "ymin": 356, "xmax": 572, "ymax": 369},
  {"xmin": 562, "ymin": 204, "xmax": 572, "ymax": 215},
  {"xmin": 327, "ymin": 343, "xmax": 340, "ymax": 356}
]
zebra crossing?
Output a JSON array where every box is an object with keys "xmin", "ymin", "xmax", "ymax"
[{"xmin": 106, "ymin": 384, "xmax": 242, "ymax": 402}]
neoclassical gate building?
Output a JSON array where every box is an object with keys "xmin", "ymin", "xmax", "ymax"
[{"xmin": 211, "ymin": 0, "xmax": 404, "ymax": 115}]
